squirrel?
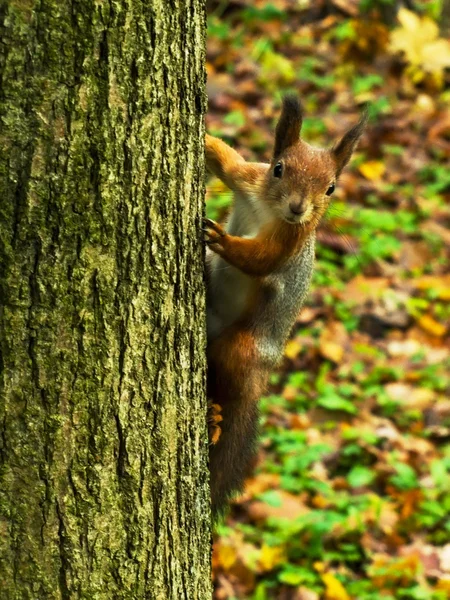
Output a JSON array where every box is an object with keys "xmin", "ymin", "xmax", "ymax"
[{"xmin": 204, "ymin": 95, "xmax": 367, "ymax": 516}]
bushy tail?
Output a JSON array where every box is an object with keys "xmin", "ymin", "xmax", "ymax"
[{"xmin": 209, "ymin": 398, "xmax": 259, "ymax": 517}]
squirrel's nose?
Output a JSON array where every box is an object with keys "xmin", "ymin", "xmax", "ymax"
[{"xmin": 289, "ymin": 201, "xmax": 304, "ymax": 216}]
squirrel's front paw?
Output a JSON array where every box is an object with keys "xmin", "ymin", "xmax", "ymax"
[
  {"xmin": 208, "ymin": 401, "xmax": 223, "ymax": 445},
  {"xmin": 203, "ymin": 218, "xmax": 227, "ymax": 254}
]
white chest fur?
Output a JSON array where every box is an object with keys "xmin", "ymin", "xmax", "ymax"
[
  {"xmin": 206, "ymin": 190, "xmax": 272, "ymax": 342},
  {"xmin": 206, "ymin": 255, "xmax": 250, "ymax": 340}
]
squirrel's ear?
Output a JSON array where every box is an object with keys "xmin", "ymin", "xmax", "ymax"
[
  {"xmin": 274, "ymin": 95, "xmax": 303, "ymax": 158},
  {"xmin": 333, "ymin": 110, "xmax": 368, "ymax": 175}
]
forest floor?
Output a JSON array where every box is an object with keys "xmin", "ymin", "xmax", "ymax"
[{"xmin": 205, "ymin": 1, "xmax": 450, "ymax": 599}]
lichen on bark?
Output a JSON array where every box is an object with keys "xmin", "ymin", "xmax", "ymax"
[{"xmin": 0, "ymin": 1, "xmax": 211, "ymax": 598}]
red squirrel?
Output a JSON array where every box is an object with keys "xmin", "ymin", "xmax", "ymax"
[{"xmin": 204, "ymin": 95, "xmax": 367, "ymax": 515}]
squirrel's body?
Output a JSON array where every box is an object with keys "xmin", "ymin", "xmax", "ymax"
[
  {"xmin": 205, "ymin": 96, "xmax": 366, "ymax": 514},
  {"xmin": 207, "ymin": 234, "xmax": 315, "ymax": 510},
  {"xmin": 207, "ymin": 229, "xmax": 315, "ymax": 359}
]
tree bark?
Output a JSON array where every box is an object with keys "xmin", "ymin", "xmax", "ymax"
[{"xmin": 0, "ymin": 1, "xmax": 210, "ymax": 599}]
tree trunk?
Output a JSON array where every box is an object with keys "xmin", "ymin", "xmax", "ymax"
[{"xmin": 0, "ymin": 1, "xmax": 210, "ymax": 598}]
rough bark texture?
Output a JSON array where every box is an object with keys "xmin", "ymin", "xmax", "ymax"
[{"xmin": 0, "ymin": 1, "xmax": 210, "ymax": 598}]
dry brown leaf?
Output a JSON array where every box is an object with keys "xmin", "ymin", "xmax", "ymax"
[
  {"xmin": 290, "ymin": 413, "xmax": 311, "ymax": 430},
  {"xmin": 248, "ymin": 490, "xmax": 309, "ymax": 522},
  {"xmin": 400, "ymin": 542, "xmax": 442, "ymax": 578},
  {"xmin": 422, "ymin": 220, "xmax": 450, "ymax": 247},
  {"xmin": 296, "ymin": 587, "xmax": 320, "ymax": 600},
  {"xmin": 341, "ymin": 275, "xmax": 390, "ymax": 304},
  {"xmin": 441, "ymin": 545, "xmax": 450, "ymax": 573},
  {"xmin": 385, "ymin": 383, "xmax": 436, "ymax": 410},
  {"xmin": 244, "ymin": 473, "xmax": 281, "ymax": 497},
  {"xmin": 399, "ymin": 240, "xmax": 433, "ymax": 270},
  {"xmin": 319, "ymin": 321, "xmax": 349, "ymax": 364},
  {"xmin": 387, "ymin": 339, "xmax": 422, "ymax": 357}
]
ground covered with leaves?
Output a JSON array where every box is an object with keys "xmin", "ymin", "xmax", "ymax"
[{"xmin": 205, "ymin": 1, "xmax": 450, "ymax": 598}]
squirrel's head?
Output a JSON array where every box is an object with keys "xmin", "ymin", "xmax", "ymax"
[{"xmin": 263, "ymin": 95, "xmax": 367, "ymax": 226}]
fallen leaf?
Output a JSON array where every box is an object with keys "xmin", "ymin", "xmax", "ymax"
[
  {"xmin": 319, "ymin": 321, "xmax": 349, "ymax": 363},
  {"xmin": 243, "ymin": 473, "xmax": 281, "ymax": 497},
  {"xmin": 417, "ymin": 314, "xmax": 447, "ymax": 337},
  {"xmin": 387, "ymin": 339, "xmax": 422, "ymax": 357},
  {"xmin": 341, "ymin": 275, "xmax": 390, "ymax": 304},
  {"xmin": 399, "ymin": 489, "xmax": 423, "ymax": 519},
  {"xmin": 399, "ymin": 240, "xmax": 433, "ymax": 270},
  {"xmin": 390, "ymin": 8, "xmax": 450, "ymax": 80},
  {"xmin": 415, "ymin": 274, "xmax": 450, "ymax": 297},
  {"xmin": 248, "ymin": 490, "xmax": 309, "ymax": 522},
  {"xmin": 296, "ymin": 587, "xmax": 320, "ymax": 600},
  {"xmin": 217, "ymin": 544, "xmax": 238, "ymax": 570},
  {"xmin": 369, "ymin": 553, "xmax": 420, "ymax": 587},
  {"xmin": 436, "ymin": 577, "xmax": 450, "ymax": 593},
  {"xmin": 441, "ymin": 545, "xmax": 450, "ymax": 573},
  {"xmin": 358, "ymin": 160, "xmax": 386, "ymax": 181},
  {"xmin": 400, "ymin": 541, "xmax": 442, "ymax": 578},
  {"xmin": 285, "ymin": 339, "xmax": 303, "ymax": 360},
  {"xmin": 322, "ymin": 573, "xmax": 350, "ymax": 600},
  {"xmin": 259, "ymin": 544, "xmax": 286, "ymax": 571},
  {"xmin": 385, "ymin": 383, "xmax": 435, "ymax": 410}
]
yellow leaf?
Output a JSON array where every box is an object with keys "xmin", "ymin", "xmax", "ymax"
[
  {"xmin": 436, "ymin": 577, "xmax": 450, "ymax": 593},
  {"xmin": 314, "ymin": 561, "xmax": 325, "ymax": 573},
  {"xmin": 217, "ymin": 544, "xmax": 238, "ymax": 570},
  {"xmin": 311, "ymin": 494, "xmax": 329, "ymax": 508},
  {"xmin": 259, "ymin": 544, "xmax": 286, "ymax": 571},
  {"xmin": 319, "ymin": 322, "xmax": 348, "ymax": 364},
  {"xmin": 322, "ymin": 573, "xmax": 351, "ymax": 600},
  {"xmin": 320, "ymin": 340, "xmax": 344, "ymax": 363},
  {"xmin": 390, "ymin": 8, "xmax": 450, "ymax": 78},
  {"xmin": 358, "ymin": 160, "xmax": 385, "ymax": 181},
  {"xmin": 418, "ymin": 314, "xmax": 447, "ymax": 337},
  {"xmin": 285, "ymin": 339, "xmax": 302, "ymax": 359},
  {"xmin": 415, "ymin": 275, "xmax": 450, "ymax": 300},
  {"xmin": 397, "ymin": 7, "xmax": 437, "ymax": 38},
  {"xmin": 258, "ymin": 51, "xmax": 295, "ymax": 90}
]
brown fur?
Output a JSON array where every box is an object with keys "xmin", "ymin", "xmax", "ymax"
[
  {"xmin": 207, "ymin": 325, "xmax": 268, "ymax": 510},
  {"xmin": 204, "ymin": 218, "xmax": 309, "ymax": 276}
]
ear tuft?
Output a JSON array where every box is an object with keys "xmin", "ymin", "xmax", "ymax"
[
  {"xmin": 333, "ymin": 109, "xmax": 368, "ymax": 175},
  {"xmin": 274, "ymin": 94, "xmax": 303, "ymax": 159}
]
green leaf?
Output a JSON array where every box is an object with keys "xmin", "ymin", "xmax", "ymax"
[
  {"xmin": 390, "ymin": 463, "xmax": 418, "ymax": 490},
  {"xmin": 317, "ymin": 394, "xmax": 357, "ymax": 414},
  {"xmin": 278, "ymin": 565, "xmax": 317, "ymax": 586},
  {"xmin": 259, "ymin": 490, "xmax": 283, "ymax": 507},
  {"xmin": 348, "ymin": 466, "xmax": 375, "ymax": 488},
  {"xmin": 223, "ymin": 110, "xmax": 246, "ymax": 128}
]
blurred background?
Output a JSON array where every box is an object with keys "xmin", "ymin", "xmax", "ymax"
[{"xmin": 204, "ymin": 0, "xmax": 450, "ymax": 598}]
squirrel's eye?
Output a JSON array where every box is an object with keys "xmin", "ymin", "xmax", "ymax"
[
  {"xmin": 326, "ymin": 183, "xmax": 335, "ymax": 196},
  {"xmin": 273, "ymin": 162, "xmax": 283, "ymax": 178}
]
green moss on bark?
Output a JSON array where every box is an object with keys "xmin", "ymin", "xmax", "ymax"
[{"xmin": 0, "ymin": 1, "xmax": 210, "ymax": 598}]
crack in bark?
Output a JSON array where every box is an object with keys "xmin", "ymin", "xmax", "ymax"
[{"xmin": 56, "ymin": 500, "xmax": 71, "ymax": 600}]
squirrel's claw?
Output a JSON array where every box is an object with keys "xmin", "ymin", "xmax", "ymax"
[
  {"xmin": 203, "ymin": 218, "xmax": 225, "ymax": 236},
  {"xmin": 208, "ymin": 402, "xmax": 223, "ymax": 445},
  {"xmin": 203, "ymin": 218, "xmax": 226, "ymax": 250}
]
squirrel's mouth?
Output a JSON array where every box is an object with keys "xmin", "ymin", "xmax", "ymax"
[
  {"xmin": 284, "ymin": 202, "xmax": 314, "ymax": 225},
  {"xmin": 284, "ymin": 213, "xmax": 311, "ymax": 226}
]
